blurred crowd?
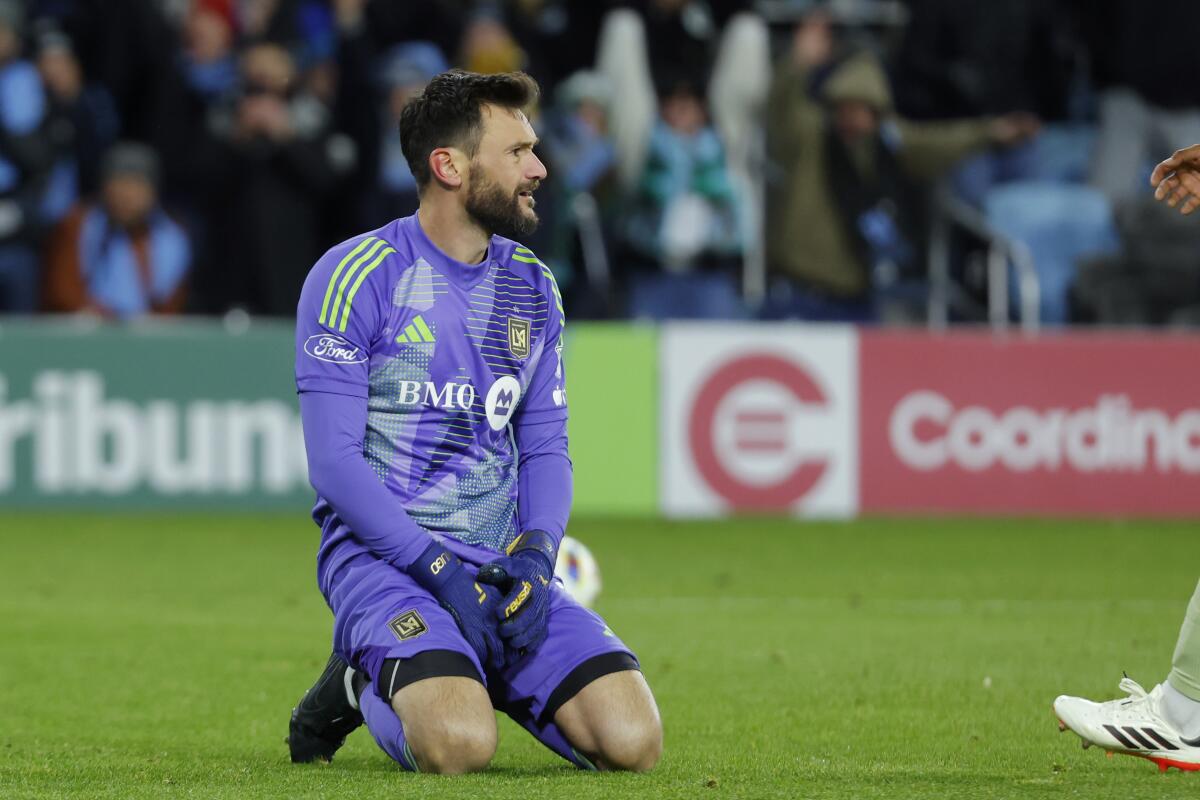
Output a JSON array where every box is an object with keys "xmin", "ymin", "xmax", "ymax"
[{"xmin": 0, "ymin": 0, "xmax": 1197, "ymax": 327}]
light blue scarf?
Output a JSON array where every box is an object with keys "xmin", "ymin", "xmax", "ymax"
[{"xmin": 78, "ymin": 206, "xmax": 191, "ymax": 318}]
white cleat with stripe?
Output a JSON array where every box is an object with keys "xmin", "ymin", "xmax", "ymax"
[{"xmin": 1055, "ymin": 676, "xmax": 1200, "ymax": 772}]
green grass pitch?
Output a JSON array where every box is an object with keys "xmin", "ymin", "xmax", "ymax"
[{"xmin": 1, "ymin": 513, "xmax": 1198, "ymax": 799}]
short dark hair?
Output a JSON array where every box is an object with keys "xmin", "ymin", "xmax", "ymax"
[{"xmin": 399, "ymin": 69, "xmax": 540, "ymax": 189}]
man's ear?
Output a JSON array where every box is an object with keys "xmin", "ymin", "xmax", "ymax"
[{"xmin": 428, "ymin": 147, "xmax": 465, "ymax": 189}]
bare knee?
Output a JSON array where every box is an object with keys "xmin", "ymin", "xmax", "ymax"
[
  {"xmin": 594, "ymin": 715, "xmax": 662, "ymax": 772},
  {"xmin": 555, "ymin": 670, "xmax": 663, "ymax": 772},
  {"xmin": 410, "ymin": 720, "xmax": 496, "ymax": 774},
  {"xmin": 392, "ymin": 676, "xmax": 496, "ymax": 775}
]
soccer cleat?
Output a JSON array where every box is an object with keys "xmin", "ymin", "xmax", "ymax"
[
  {"xmin": 287, "ymin": 653, "xmax": 368, "ymax": 763},
  {"xmin": 1054, "ymin": 675, "xmax": 1200, "ymax": 772}
]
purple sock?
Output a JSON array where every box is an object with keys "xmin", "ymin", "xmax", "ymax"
[
  {"xmin": 514, "ymin": 716, "xmax": 597, "ymax": 771},
  {"xmin": 360, "ymin": 685, "xmax": 419, "ymax": 771}
]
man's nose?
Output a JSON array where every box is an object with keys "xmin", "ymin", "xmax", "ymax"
[{"xmin": 528, "ymin": 153, "xmax": 547, "ymax": 181}]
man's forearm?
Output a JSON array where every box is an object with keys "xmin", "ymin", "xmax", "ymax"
[
  {"xmin": 515, "ymin": 418, "xmax": 572, "ymax": 542},
  {"xmin": 299, "ymin": 390, "xmax": 432, "ymax": 568}
]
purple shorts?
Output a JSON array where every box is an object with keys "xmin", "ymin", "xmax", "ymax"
[{"xmin": 325, "ymin": 553, "xmax": 637, "ymax": 725}]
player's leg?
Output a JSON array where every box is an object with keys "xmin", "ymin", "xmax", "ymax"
[
  {"xmin": 290, "ymin": 557, "xmax": 496, "ymax": 773},
  {"xmin": 1054, "ymin": 578, "xmax": 1200, "ymax": 771},
  {"xmin": 552, "ymin": 668, "xmax": 662, "ymax": 772},
  {"xmin": 497, "ymin": 583, "xmax": 662, "ymax": 772},
  {"xmin": 359, "ymin": 656, "xmax": 496, "ymax": 774},
  {"xmin": 1164, "ymin": 579, "xmax": 1200, "ymax": 736}
]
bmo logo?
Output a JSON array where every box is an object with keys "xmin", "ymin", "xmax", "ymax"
[{"xmin": 662, "ymin": 325, "xmax": 858, "ymax": 517}]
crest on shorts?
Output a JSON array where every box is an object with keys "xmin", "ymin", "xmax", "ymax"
[
  {"xmin": 387, "ymin": 610, "xmax": 428, "ymax": 641},
  {"xmin": 508, "ymin": 317, "xmax": 531, "ymax": 358}
]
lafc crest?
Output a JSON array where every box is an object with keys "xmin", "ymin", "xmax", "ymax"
[
  {"xmin": 388, "ymin": 610, "xmax": 428, "ymax": 641},
  {"xmin": 508, "ymin": 317, "xmax": 531, "ymax": 358}
]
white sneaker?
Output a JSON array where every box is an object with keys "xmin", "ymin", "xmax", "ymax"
[{"xmin": 1054, "ymin": 675, "xmax": 1200, "ymax": 773}]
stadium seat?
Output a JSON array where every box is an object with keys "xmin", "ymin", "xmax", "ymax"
[{"xmin": 984, "ymin": 181, "xmax": 1119, "ymax": 325}]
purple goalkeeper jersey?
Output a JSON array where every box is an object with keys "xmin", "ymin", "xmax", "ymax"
[{"xmin": 295, "ymin": 213, "xmax": 570, "ymax": 588}]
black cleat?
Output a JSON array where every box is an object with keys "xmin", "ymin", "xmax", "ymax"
[{"xmin": 287, "ymin": 653, "xmax": 367, "ymax": 763}]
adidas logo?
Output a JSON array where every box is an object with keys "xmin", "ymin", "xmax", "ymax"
[
  {"xmin": 395, "ymin": 314, "xmax": 436, "ymax": 344},
  {"xmin": 1103, "ymin": 724, "xmax": 1183, "ymax": 751}
]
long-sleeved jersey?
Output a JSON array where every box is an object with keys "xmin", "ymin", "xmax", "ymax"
[{"xmin": 294, "ymin": 213, "xmax": 571, "ymax": 590}]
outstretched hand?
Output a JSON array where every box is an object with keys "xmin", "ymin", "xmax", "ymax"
[
  {"xmin": 988, "ymin": 112, "xmax": 1041, "ymax": 148},
  {"xmin": 1151, "ymin": 144, "xmax": 1200, "ymax": 215}
]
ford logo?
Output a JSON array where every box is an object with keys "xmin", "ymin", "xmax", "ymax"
[{"xmin": 304, "ymin": 334, "xmax": 367, "ymax": 364}]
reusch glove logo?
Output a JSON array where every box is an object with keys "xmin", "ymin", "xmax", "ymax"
[{"xmin": 504, "ymin": 580, "xmax": 532, "ymax": 618}]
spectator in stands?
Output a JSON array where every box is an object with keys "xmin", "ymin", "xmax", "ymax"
[
  {"xmin": 535, "ymin": 70, "xmax": 619, "ymax": 314},
  {"xmin": 36, "ymin": 28, "xmax": 120, "ymax": 225},
  {"xmin": 542, "ymin": 70, "xmax": 617, "ymax": 198},
  {"xmin": 178, "ymin": 0, "xmax": 239, "ymax": 104},
  {"xmin": 240, "ymin": 0, "xmax": 338, "ymax": 69},
  {"xmin": 619, "ymin": 73, "xmax": 746, "ymax": 320},
  {"xmin": 625, "ymin": 75, "xmax": 741, "ymax": 270},
  {"xmin": 191, "ymin": 41, "xmax": 354, "ymax": 316},
  {"xmin": 35, "ymin": 0, "xmax": 175, "ymax": 143},
  {"xmin": 372, "ymin": 43, "xmax": 447, "ymax": 220},
  {"xmin": 339, "ymin": 41, "xmax": 447, "ymax": 228},
  {"xmin": 152, "ymin": 0, "xmax": 239, "ymax": 214},
  {"xmin": 765, "ymin": 13, "xmax": 1037, "ymax": 321},
  {"xmin": 459, "ymin": 11, "xmax": 526, "ymax": 76},
  {"xmin": 239, "ymin": 0, "xmax": 340, "ymax": 116},
  {"xmin": 329, "ymin": 0, "xmax": 468, "ymax": 237},
  {"xmin": 43, "ymin": 143, "xmax": 191, "ymax": 317},
  {"xmin": 0, "ymin": 0, "xmax": 57, "ymax": 313}
]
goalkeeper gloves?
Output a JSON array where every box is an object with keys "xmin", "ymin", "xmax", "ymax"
[
  {"xmin": 409, "ymin": 540, "xmax": 504, "ymax": 673},
  {"xmin": 477, "ymin": 530, "xmax": 556, "ymax": 656}
]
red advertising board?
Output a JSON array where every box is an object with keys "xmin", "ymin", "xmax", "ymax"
[
  {"xmin": 859, "ymin": 330, "xmax": 1200, "ymax": 516},
  {"xmin": 660, "ymin": 324, "xmax": 858, "ymax": 518}
]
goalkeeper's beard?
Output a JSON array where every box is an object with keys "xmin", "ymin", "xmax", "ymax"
[{"xmin": 465, "ymin": 165, "xmax": 539, "ymax": 240}]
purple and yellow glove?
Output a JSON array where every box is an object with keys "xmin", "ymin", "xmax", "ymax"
[
  {"xmin": 410, "ymin": 539, "xmax": 505, "ymax": 673},
  {"xmin": 477, "ymin": 530, "xmax": 556, "ymax": 656}
]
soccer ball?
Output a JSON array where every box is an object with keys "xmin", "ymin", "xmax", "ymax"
[{"xmin": 555, "ymin": 535, "xmax": 602, "ymax": 608}]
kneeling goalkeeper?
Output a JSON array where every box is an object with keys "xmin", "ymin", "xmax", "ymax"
[{"xmin": 285, "ymin": 69, "xmax": 661, "ymax": 774}]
